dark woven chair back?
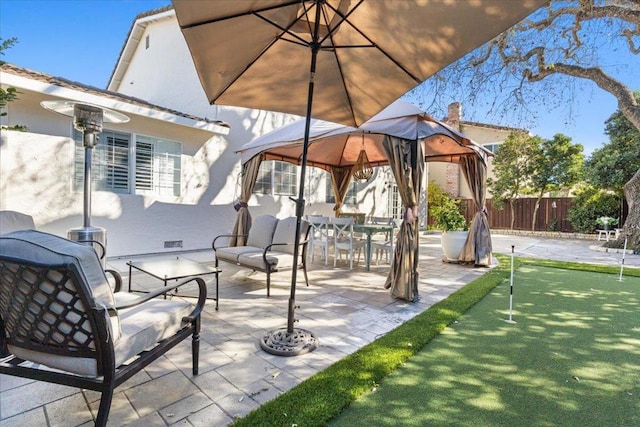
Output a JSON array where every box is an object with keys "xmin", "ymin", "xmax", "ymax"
[
  {"xmin": 0, "ymin": 260, "xmax": 100, "ymax": 358},
  {"xmin": 0, "ymin": 230, "xmax": 206, "ymax": 426}
]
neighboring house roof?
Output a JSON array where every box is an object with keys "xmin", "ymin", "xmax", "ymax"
[
  {"xmin": 1, "ymin": 63, "xmax": 230, "ymax": 134},
  {"xmin": 107, "ymin": 6, "xmax": 175, "ymax": 92},
  {"xmin": 460, "ymin": 120, "xmax": 528, "ymax": 134}
]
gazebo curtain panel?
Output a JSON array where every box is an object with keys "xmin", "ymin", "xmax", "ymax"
[
  {"xmin": 458, "ymin": 154, "xmax": 492, "ymax": 266},
  {"xmin": 382, "ymin": 136, "xmax": 424, "ymax": 302},
  {"xmin": 230, "ymin": 154, "xmax": 262, "ymax": 246},
  {"xmin": 330, "ymin": 166, "xmax": 354, "ymax": 212}
]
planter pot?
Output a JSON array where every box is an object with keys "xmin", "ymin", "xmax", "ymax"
[{"xmin": 441, "ymin": 230, "xmax": 469, "ymax": 262}]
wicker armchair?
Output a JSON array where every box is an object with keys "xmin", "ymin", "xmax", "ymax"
[{"xmin": 0, "ymin": 230, "xmax": 207, "ymax": 426}]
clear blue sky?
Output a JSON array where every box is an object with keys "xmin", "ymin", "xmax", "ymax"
[
  {"xmin": 0, "ymin": 0, "xmax": 171, "ymax": 87},
  {"xmin": 1, "ymin": 0, "xmax": 637, "ymax": 155}
]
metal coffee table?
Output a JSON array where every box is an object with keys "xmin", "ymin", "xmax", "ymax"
[{"xmin": 127, "ymin": 257, "xmax": 220, "ymax": 310}]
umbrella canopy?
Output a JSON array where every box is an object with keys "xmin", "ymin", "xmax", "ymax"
[
  {"xmin": 173, "ymin": 0, "xmax": 545, "ymax": 127},
  {"xmin": 173, "ymin": 0, "xmax": 545, "ymax": 355},
  {"xmin": 238, "ymin": 99, "xmax": 490, "ymax": 170}
]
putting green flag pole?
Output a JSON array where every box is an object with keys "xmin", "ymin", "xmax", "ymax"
[
  {"xmin": 618, "ymin": 237, "xmax": 628, "ymax": 282},
  {"xmin": 506, "ymin": 245, "xmax": 516, "ymax": 324}
]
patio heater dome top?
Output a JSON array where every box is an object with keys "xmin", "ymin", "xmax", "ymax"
[{"xmin": 40, "ymin": 100, "xmax": 130, "ymax": 134}]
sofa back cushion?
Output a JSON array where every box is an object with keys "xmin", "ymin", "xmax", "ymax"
[
  {"xmin": 272, "ymin": 217, "xmax": 309, "ymax": 255},
  {"xmin": 246, "ymin": 215, "xmax": 278, "ymax": 249}
]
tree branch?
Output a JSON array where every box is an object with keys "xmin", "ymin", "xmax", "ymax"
[{"xmin": 524, "ymin": 58, "xmax": 640, "ymax": 130}]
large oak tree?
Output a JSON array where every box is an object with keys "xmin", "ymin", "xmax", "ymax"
[{"xmin": 412, "ymin": 0, "xmax": 639, "ymax": 250}]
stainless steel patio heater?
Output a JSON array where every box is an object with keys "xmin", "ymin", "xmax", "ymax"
[{"xmin": 41, "ymin": 100, "xmax": 129, "ymax": 264}]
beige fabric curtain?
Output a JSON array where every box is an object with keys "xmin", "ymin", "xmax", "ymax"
[
  {"xmin": 458, "ymin": 155, "xmax": 492, "ymax": 266},
  {"xmin": 230, "ymin": 155, "xmax": 262, "ymax": 246},
  {"xmin": 330, "ymin": 166, "xmax": 354, "ymax": 213},
  {"xmin": 382, "ymin": 136, "xmax": 424, "ymax": 301}
]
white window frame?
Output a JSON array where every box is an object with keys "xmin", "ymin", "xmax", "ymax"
[
  {"xmin": 73, "ymin": 130, "xmax": 182, "ymax": 197},
  {"xmin": 482, "ymin": 142, "xmax": 501, "ymax": 154},
  {"xmin": 135, "ymin": 134, "xmax": 182, "ymax": 197},
  {"xmin": 253, "ymin": 160, "xmax": 298, "ymax": 196},
  {"xmin": 387, "ymin": 183, "xmax": 402, "ymax": 220}
]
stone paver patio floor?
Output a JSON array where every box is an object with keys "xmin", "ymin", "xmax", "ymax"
[{"xmin": 1, "ymin": 233, "xmax": 637, "ymax": 426}]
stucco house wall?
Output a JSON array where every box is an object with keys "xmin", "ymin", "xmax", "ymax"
[
  {"xmin": 1, "ymin": 65, "xmax": 236, "ymax": 257},
  {"xmin": 107, "ymin": 7, "xmax": 392, "ymax": 221}
]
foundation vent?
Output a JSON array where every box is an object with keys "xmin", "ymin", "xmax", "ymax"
[{"xmin": 164, "ymin": 240, "xmax": 183, "ymax": 249}]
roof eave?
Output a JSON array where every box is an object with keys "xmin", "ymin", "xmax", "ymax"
[{"xmin": 2, "ymin": 69, "xmax": 229, "ymax": 135}]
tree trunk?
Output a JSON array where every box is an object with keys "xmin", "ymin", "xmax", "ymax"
[
  {"xmin": 611, "ymin": 167, "xmax": 640, "ymax": 252},
  {"xmin": 509, "ymin": 199, "xmax": 516, "ymax": 230},
  {"xmin": 532, "ymin": 189, "xmax": 545, "ymax": 231}
]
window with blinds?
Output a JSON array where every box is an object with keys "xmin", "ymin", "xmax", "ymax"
[
  {"xmin": 135, "ymin": 135, "xmax": 181, "ymax": 197},
  {"xmin": 253, "ymin": 160, "xmax": 297, "ymax": 196},
  {"xmin": 74, "ymin": 130, "xmax": 130, "ymax": 193},
  {"xmin": 254, "ymin": 161, "xmax": 273, "ymax": 194},
  {"xmin": 73, "ymin": 130, "xmax": 181, "ymax": 196}
]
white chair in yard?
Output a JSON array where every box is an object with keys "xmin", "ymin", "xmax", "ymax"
[
  {"xmin": 307, "ymin": 215, "xmax": 331, "ymax": 265},
  {"xmin": 332, "ymin": 217, "xmax": 365, "ymax": 270}
]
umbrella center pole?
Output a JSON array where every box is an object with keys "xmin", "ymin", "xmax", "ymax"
[
  {"xmin": 260, "ymin": 3, "xmax": 322, "ymax": 356},
  {"xmin": 286, "ymin": 196, "xmax": 305, "ymax": 332}
]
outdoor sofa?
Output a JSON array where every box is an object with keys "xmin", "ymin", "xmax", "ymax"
[{"xmin": 212, "ymin": 215, "xmax": 310, "ymax": 296}]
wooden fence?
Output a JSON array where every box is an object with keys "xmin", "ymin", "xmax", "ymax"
[{"xmin": 455, "ymin": 197, "xmax": 628, "ymax": 233}]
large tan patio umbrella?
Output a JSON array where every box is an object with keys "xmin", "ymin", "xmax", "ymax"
[{"xmin": 172, "ymin": 0, "xmax": 546, "ymax": 356}]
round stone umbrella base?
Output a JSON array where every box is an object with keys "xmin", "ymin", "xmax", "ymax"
[{"xmin": 260, "ymin": 328, "xmax": 318, "ymax": 356}]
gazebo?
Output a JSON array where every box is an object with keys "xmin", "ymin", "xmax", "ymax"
[{"xmin": 235, "ymin": 100, "xmax": 492, "ymax": 301}]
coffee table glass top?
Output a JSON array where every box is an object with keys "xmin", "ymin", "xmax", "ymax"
[{"xmin": 128, "ymin": 257, "xmax": 218, "ymax": 280}]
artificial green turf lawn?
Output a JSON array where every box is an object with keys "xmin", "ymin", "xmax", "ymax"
[{"xmin": 330, "ymin": 266, "xmax": 640, "ymax": 426}]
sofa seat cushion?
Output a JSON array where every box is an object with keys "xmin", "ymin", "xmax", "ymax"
[
  {"xmin": 7, "ymin": 345, "xmax": 99, "ymax": 378},
  {"xmin": 114, "ymin": 296, "xmax": 194, "ymax": 368},
  {"xmin": 216, "ymin": 246, "xmax": 262, "ymax": 263},
  {"xmin": 237, "ymin": 251, "xmax": 296, "ymax": 270}
]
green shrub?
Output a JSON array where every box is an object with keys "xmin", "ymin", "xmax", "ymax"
[
  {"xmin": 567, "ymin": 187, "xmax": 620, "ymax": 232},
  {"xmin": 427, "ymin": 181, "xmax": 467, "ymax": 231},
  {"xmin": 431, "ymin": 198, "xmax": 467, "ymax": 231}
]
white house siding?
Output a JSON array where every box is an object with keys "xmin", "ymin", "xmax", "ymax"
[
  {"xmin": 0, "ymin": 77, "xmax": 237, "ymax": 257},
  {"xmin": 108, "ymin": 10, "xmax": 390, "ymax": 223}
]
